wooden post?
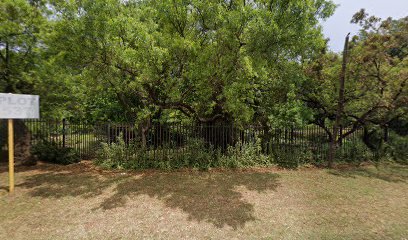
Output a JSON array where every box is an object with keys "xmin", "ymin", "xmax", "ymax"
[
  {"xmin": 1, "ymin": 93, "xmax": 39, "ymax": 193},
  {"xmin": 8, "ymin": 119, "xmax": 14, "ymax": 193}
]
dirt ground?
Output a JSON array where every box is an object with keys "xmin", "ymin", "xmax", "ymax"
[{"xmin": 0, "ymin": 161, "xmax": 407, "ymax": 239}]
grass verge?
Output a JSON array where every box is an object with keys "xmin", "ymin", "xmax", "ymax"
[{"xmin": 0, "ymin": 161, "xmax": 407, "ymax": 239}]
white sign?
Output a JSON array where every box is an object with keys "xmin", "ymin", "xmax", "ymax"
[{"xmin": 0, "ymin": 93, "xmax": 40, "ymax": 119}]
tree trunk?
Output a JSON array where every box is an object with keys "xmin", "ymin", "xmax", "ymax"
[
  {"xmin": 0, "ymin": 120, "xmax": 7, "ymax": 162},
  {"xmin": 328, "ymin": 33, "xmax": 350, "ymax": 168},
  {"xmin": 139, "ymin": 118, "xmax": 151, "ymax": 149},
  {"xmin": 327, "ymin": 132, "xmax": 336, "ymax": 167},
  {"xmin": 383, "ymin": 124, "xmax": 389, "ymax": 143},
  {"xmin": 15, "ymin": 120, "xmax": 36, "ymax": 165}
]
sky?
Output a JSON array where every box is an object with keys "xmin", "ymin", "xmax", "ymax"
[{"xmin": 321, "ymin": 0, "xmax": 408, "ymax": 52}]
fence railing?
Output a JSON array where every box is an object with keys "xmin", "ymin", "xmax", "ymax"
[{"xmin": 0, "ymin": 119, "xmax": 372, "ymax": 163}]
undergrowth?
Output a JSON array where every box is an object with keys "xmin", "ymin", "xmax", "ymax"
[
  {"xmin": 96, "ymin": 135, "xmax": 273, "ymax": 170},
  {"xmin": 95, "ymin": 133, "xmax": 407, "ymax": 170}
]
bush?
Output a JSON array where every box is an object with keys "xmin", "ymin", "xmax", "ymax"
[
  {"xmin": 96, "ymin": 135, "xmax": 215, "ymax": 170},
  {"xmin": 271, "ymin": 145, "xmax": 313, "ymax": 168},
  {"xmin": 176, "ymin": 139, "xmax": 215, "ymax": 170},
  {"xmin": 218, "ymin": 140, "xmax": 273, "ymax": 168},
  {"xmin": 96, "ymin": 136, "xmax": 275, "ymax": 170},
  {"xmin": 387, "ymin": 133, "xmax": 408, "ymax": 164},
  {"xmin": 95, "ymin": 129, "xmax": 407, "ymax": 170},
  {"xmin": 336, "ymin": 140, "xmax": 371, "ymax": 164},
  {"xmin": 31, "ymin": 140, "xmax": 80, "ymax": 165}
]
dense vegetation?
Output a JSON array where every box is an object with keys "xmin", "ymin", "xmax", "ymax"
[{"xmin": 1, "ymin": 0, "xmax": 407, "ymax": 167}]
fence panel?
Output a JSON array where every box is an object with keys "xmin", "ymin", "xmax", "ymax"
[{"xmin": 0, "ymin": 120, "xmax": 379, "ymax": 164}]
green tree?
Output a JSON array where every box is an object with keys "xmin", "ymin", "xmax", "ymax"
[
  {"xmin": 0, "ymin": 0, "xmax": 50, "ymax": 164},
  {"xmin": 302, "ymin": 10, "xmax": 408, "ymax": 165},
  {"xmin": 0, "ymin": 0, "xmax": 85, "ymax": 119},
  {"xmin": 0, "ymin": 0, "xmax": 46, "ymax": 93},
  {"xmin": 49, "ymin": 0, "xmax": 335, "ymax": 126}
]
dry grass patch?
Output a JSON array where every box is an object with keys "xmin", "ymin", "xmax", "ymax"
[{"xmin": 0, "ymin": 161, "xmax": 407, "ymax": 239}]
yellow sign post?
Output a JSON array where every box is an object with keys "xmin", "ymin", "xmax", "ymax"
[
  {"xmin": 8, "ymin": 119, "xmax": 14, "ymax": 193},
  {"xmin": 1, "ymin": 93, "xmax": 39, "ymax": 193}
]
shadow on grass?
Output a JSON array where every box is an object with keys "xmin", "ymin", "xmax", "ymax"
[
  {"xmin": 98, "ymin": 171, "xmax": 280, "ymax": 229},
  {"xmin": 328, "ymin": 164, "xmax": 408, "ymax": 183},
  {"xmin": 0, "ymin": 161, "xmax": 65, "ymax": 174},
  {"xmin": 11, "ymin": 162, "xmax": 280, "ymax": 229},
  {"xmin": 17, "ymin": 172, "xmax": 129, "ymax": 199}
]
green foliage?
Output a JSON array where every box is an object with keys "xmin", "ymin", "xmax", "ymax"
[
  {"xmin": 0, "ymin": 0, "xmax": 87, "ymax": 120},
  {"xmin": 0, "ymin": 0, "xmax": 47, "ymax": 93},
  {"xmin": 96, "ymin": 135, "xmax": 215, "ymax": 170},
  {"xmin": 96, "ymin": 136, "xmax": 135, "ymax": 169},
  {"xmin": 1, "ymin": 0, "xmax": 337, "ymax": 125},
  {"xmin": 269, "ymin": 138, "xmax": 372, "ymax": 168},
  {"xmin": 387, "ymin": 133, "xmax": 408, "ymax": 164},
  {"xmin": 176, "ymin": 139, "xmax": 215, "ymax": 170},
  {"xmin": 218, "ymin": 140, "xmax": 273, "ymax": 168},
  {"xmin": 31, "ymin": 140, "xmax": 80, "ymax": 165},
  {"xmin": 94, "ymin": 129, "xmax": 383, "ymax": 170},
  {"xmin": 336, "ymin": 140, "xmax": 371, "ymax": 164},
  {"xmin": 303, "ymin": 13, "xmax": 408, "ymax": 130},
  {"xmin": 96, "ymin": 135, "xmax": 274, "ymax": 170},
  {"xmin": 47, "ymin": 0, "xmax": 335, "ymax": 124},
  {"xmin": 271, "ymin": 146, "xmax": 314, "ymax": 168},
  {"xmin": 302, "ymin": 11, "xmax": 408, "ymax": 166},
  {"xmin": 2, "ymin": 1, "xmax": 405, "ymax": 169}
]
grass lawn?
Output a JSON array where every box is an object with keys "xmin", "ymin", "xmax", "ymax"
[{"xmin": 0, "ymin": 161, "xmax": 407, "ymax": 239}]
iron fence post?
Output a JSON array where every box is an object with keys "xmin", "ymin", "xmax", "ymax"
[
  {"xmin": 62, "ymin": 118, "xmax": 66, "ymax": 148},
  {"xmin": 107, "ymin": 122, "xmax": 111, "ymax": 144}
]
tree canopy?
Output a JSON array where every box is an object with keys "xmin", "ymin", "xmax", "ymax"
[
  {"xmin": 302, "ymin": 10, "xmax": 408, "ymax": 139},
  {"xmin": 1, "ymin": 1, "xmax": 406, "ymax": 136},
  {"xmin": 44, "ymin": 0, "xmax": 335, "ymax": 126}
]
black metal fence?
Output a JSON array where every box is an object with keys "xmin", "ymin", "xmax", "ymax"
[{"xmin": 0, "ymin": 119, "xmax": 371, "ymax": 163}]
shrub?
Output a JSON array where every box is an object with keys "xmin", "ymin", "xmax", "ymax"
[
  {"xmin": 177, "ymin": 139, "xmax": 215, "ymax": 170},
  {"xmin": 218, "ymin": 140, "xmax": 273, "ymax": 168},
  {"xmin": 31, "ymin": 140, "xmax": 80, "ymax": 165},
  {"xmin": 98, "ymin": 134, "xmax": 397, "ymax": 170},
  {"xmin": 96, "ymin": 136, "xmax": 215, "ymax": 170},
  {"xmin": 336, "ymin": 139, "xmax": 371, "ymax": 164},
  {"xmin": 96, "ymin": 134, "xmax": 141, "ymax": 169},
  {"xmin": 387, "ymin": 133, "xmax": 408, "ymax": 164},
  {"xmin": 95, "ymin": 136, "xmax": 275, "ymax": 170},
  {"xmin": 271, "ymin": 145, "xmax": 308, "ymax": 168}
]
